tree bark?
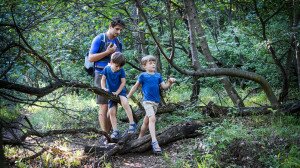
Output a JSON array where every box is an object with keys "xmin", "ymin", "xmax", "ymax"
[
  {"xmin": 292, "ymin": 0, "xmax": 300, "ymax": 90},
  {"xmin": 253, "ymin": 0, "xmax": 289, "ymax": 102},
  {"xmin": 184, "ymin": 0, "xmax": 245, "ymax": 107},
  {"xmin": 0, "ymin": 126, "xmax": 8, "ymax": 168},
  {"xmin": 190, "ymin": 76, "xmax": 201, "ymax": 102},
  {"xmin": 85, "ymin": 120, "xmax": 209, "ymax": 156}
]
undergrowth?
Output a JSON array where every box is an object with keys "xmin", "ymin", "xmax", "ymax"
[{"xmin": 3, "ymin": 84, "xmax": 300, "ymax": 167}]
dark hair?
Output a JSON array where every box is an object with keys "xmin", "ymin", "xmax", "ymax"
[
  {"xmin": 141, "ymin": 55, "xmax": 156, "ymax": 66},
  {"xmin": 110, "ymin": 17, "xmax": 126, "ymax": 28},
  {"xmin": 111, "ymin": 52, "xmax": 125, "ymax": 67}
]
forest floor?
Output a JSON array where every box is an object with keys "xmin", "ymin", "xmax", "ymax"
[
  {"xmin": 5, "ymin": 113, "xmax": 300, "ymax": 167},
  {"xmin": 85, "ymin": 132, "xmax": 300, "ymax": 168}
]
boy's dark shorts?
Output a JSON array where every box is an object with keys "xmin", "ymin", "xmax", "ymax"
[{"xmin": 94, "ymin": 73, "xmax": 108, "ymax": 104}]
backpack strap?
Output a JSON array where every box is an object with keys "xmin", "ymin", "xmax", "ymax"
[
  {"xmin": 98, "ymin": 33, "xmax": 107, "ymax": 53},
  {"xmin": 115, "ymin": 37, "xmax": 122, "ymax": 52}
]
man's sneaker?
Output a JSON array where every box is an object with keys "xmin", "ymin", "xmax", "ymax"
[
  {"xmin": 111, "ymin": 130, "xmax": 121, "ymax": 142},
  {"xmin": 128, "ymin": 123, "xmax": 137, "ymax": 134},
  {"xmin": 99, "ymin": 135, "xmax": 108, "ymax": 145}
]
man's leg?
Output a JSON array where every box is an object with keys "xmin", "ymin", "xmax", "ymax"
[
  {"xmin": 95, "ymin": 73, "xmax": 111, "ymax": 133},
  {"xmin": 98, "ymin": 103, "xmax": 111, "ymax": 133}
]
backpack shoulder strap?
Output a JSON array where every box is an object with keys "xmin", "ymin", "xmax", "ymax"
[
  {"xmin": 116, "ymin": 37, "xmax": 122, "ymax": 52},
  {"xmin": 98, "ymin": 33, "xmax": 107, "ymax": 53}
]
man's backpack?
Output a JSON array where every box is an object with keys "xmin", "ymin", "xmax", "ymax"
[{"xmin": 84, "ymin": 33, "xmax": 122, "ymax": 76}]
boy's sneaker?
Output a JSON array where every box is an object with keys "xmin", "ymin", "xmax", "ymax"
[
  {"xmin": 128, "ymin": 123, "xmax": 137, "ymax": 134},
  {"xmin": 111, "ymin": 130, "xmax": 121, "ymax": 142},
  {"xmin": 151, "ymin": 141, "xmax": 162, "ymax": 155}
]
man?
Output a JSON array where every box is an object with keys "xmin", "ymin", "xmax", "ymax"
[{"xmin": 89, "ymin": 18, "xmax": 125, "ymax": 137}]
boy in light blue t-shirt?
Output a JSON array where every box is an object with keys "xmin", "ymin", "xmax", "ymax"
[
  {"xmin": 127, "ymin": 55, "xmax": 176, "ymax": 154},
  {"xmin": 101, "ymin": 52, "xmax": 136, "ymax": 141}
]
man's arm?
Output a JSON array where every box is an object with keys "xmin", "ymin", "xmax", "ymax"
[
  {"xmin": 127, "ymin": 81, "xmax": 140, "ymax": 99},
  {"xmin": 113, "ymin": 78, "xmax": 126, "ymax": 96},
  {"xmin": 160, "ymin": 78, "xmax": 176, "ymax": 89},
  {"xmin": 89, "ymin": 44, "xmax": 116, "ymax": 62}
]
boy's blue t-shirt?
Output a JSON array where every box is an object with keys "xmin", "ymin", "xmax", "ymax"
[
  {"xmin": 102, "ymin": 66, "xmax": 126, "ymax": 96},
  {"xmin": 89, "ymin": 33, "xmax": 122, "ymax": 74},
  {"xmin": 138, "ymin": 72, "xmax": 163, "ymax": 103}
]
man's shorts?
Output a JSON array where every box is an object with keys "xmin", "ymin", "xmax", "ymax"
[
  {"xmin": 142, "ymin": 101, "xmax": 159, "ymax": 117},
  {"xmin": 94, "ymin": 73, "xmax": 108, "ymax": 104}
]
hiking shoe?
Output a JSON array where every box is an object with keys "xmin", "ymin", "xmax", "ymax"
[
  {"xmin": 151, "ymin": 141, "xmax": 162, "ymax": 155},
  {"xmin": 99, "ymin": 135, "xmax": 108, "ymax": 145},
  {"xmin": 128, "ymin": 123, "xmax": 137, "ymax": 134},
  {"xmin": 111, "ymin": 130, "xmax": 121, "ymax": 142}
]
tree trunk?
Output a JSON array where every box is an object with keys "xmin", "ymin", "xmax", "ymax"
[
  {"xmin": 0, "ymin": 126, "xmax": 7, "ymax": 167},
  {"xmin": 183, "ymin": 0, "xmax": 203, "ymax": 101},
  {"xmin": 292, "ymin": 0, "xmax": 300, "ymax": 90},
  {"xmin": 184, "ymin": 0, "xmax": 245, "ymax": 107},
  {"xmin": 132, "ymin": 4, "xmax": 149, "ymax": 58},
  {"xmin": 190, "ymin": 76, "xmax": 201, "ymax": 102},
  {"xmin": 296, "ymin": 40, "xmax": 300, "ymax": 91},
  {"xmin": 253, "ymin": 0, "xmax": 289, "ymax": 102}
]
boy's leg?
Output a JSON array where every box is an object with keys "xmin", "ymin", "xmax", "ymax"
[
  {"xmin": 109, "ymin": 102, "xmax": 121, "ymax": 141},
  {"xmin": 109, "ymin": 104, "xmax": 118, "ymax": 131},
  {"xmin": 149, "ymin": 115, "xmax": 162, "ymax": 153},
  {"xmin": 148, "ymin": 115, "xmax": 157, "ymax": 142},
  {"xmin": 141, "ymin": 101, "xmax": 158, "ymax": 140},
  {"xmin": 142, "ymin": 101, "xmax": 161, "ymax": 153},
  {"xmin": 138, "ymin": 116, "xmax": 149, "ymax": 138},
  {"xmin": 119, "ymin": 96, "xmax": 134, "ymax": 123}
]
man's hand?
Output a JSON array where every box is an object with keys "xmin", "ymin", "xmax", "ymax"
[{"xmin": 106, "ymin": 43, "xmax": 117, "ymax": 54}]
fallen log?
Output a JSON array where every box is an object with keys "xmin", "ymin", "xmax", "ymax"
[
  {"xmin": 84, "ymin": 119, "xmax": 216, "ymax": 158},
  {"xmin": 120, "ymin": 102, "xmax": 184, "ymax": 123},
  {"xmin": 202, "ymin": 101, "xmax": 300, "ymax": 117}
]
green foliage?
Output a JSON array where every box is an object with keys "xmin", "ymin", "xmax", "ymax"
[
  {"xmin": 1, "ymin": 0, "xmax": 300, "ymax": 167},
  {"xmin": 280, "ymin": 146, "xmax": 300, "ymax": 167},
  {"xmin": 202, "ymin": 119, "xmax": 250, "ymax": 151},
  {"xmin": 28, "ymin": 93, "xmax": 98, "ymax": 131},
  {"xmin": 0, "ymin": 107, "xmax": 20, "ymax": 121},
  {"xmin": 196, "ymin": 153, "xmax": 220, "ymax": 168}
]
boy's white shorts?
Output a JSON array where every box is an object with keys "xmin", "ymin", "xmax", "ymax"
[{"xmin": 142, "ymin": 101, "xmax": 159, "ymax": 117}]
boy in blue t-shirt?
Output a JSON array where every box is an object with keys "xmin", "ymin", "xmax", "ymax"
[
  {"xmin": 101, "ymin": 52, "xmax": 137, "ymax": 141},
  {"xmin": 127, "ymin": 55, "xmax": 176, "ymax": 154}
]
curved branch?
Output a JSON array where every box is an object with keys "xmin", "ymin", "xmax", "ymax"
[
  {"xmin": 11, "ymin": 8, "xmax": 59, "ymax": 80},
  {"xmin": 134, "ymin": 0, "xmax": 170, "ymax": 61},
  {"xmin": 134, "ymin": 0, "xmax": 278, "ymax": 106},
  {"xmin": 166, "ymin": 0, "xmax": 175, "ymax": 61}
]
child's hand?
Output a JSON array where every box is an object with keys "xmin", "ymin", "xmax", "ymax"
[
  {"xmin": 102, "ymin": 88, "xmax": 109, "ymax": 92},
  {"xmin": 112, "ymin": 92, "xmax": 119, "ymax": 96},
  {"xmin": 168, "ymin": 78, "xmax": 176, "ymax": 84}
]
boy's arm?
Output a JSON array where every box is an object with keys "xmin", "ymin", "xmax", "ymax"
[
  {"xmin": 127, "ymin": 81, "xmax": 140, "ymax": 99},
  {"xmin": 113, "ymin": 78, "xmax": 126, "ymax": 96},
  {"xmin": 160, "ymin": 77, "xmax": 176, "ymax": 90},
  {"xmin": 101, "ymin": 75, "xmax": 108, "ymax": 91}
]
